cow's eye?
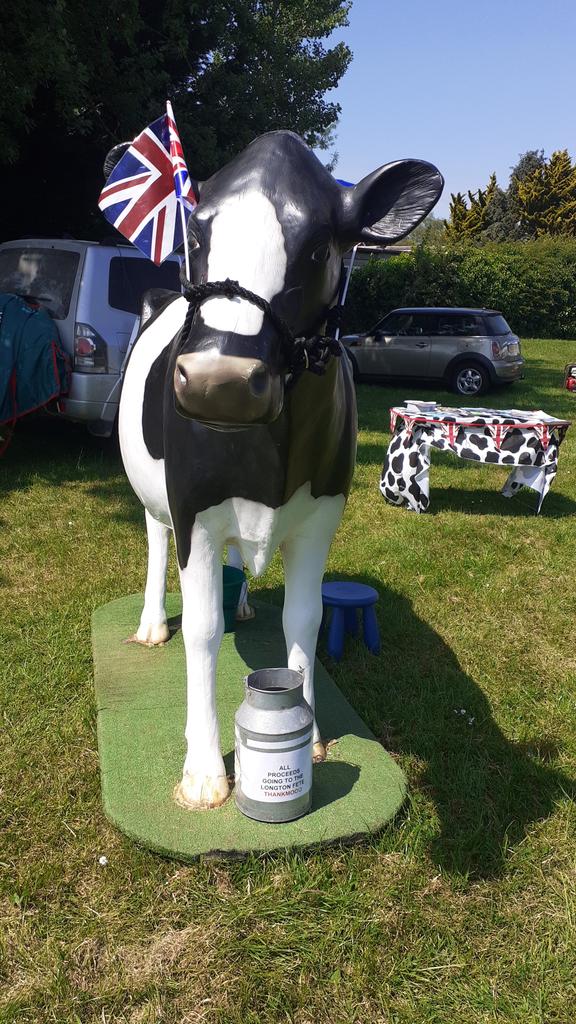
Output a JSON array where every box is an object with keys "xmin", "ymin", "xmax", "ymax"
[{"xmin": 311, "ymin": 243, "xmax": 331, "ymax": 263}]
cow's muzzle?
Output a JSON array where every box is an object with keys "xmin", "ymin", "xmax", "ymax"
[{"xmin": 174, "ymin": 350, "xmax": 283, "ymax": 426}]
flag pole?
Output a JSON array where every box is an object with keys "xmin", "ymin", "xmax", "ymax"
[
  {"xmin": 167, "ymin": 99, "xmax": 191, "ymax": 280},
  {"xmin": 180, "ymin": 202, "xmax": 190, "ymax": 281}
]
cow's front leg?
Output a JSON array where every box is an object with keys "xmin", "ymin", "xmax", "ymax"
[
  {"xmin": 281, "ymin": 498, "xmax": 346, "ymax": 763},
  {"xmin": 131, "ymin": 510, "xmax": 170, "ymax": 645},
  {"xmin": 174, "ymin": 524, "xmax": 229, "ymax": 810}
]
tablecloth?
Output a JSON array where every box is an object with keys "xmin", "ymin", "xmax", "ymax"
[{"xmin": 380, "ymin": 402, "xmax": 571, "ymax": 513}]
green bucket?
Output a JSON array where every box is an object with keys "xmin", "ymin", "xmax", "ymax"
[{"xmin": 223, "ymin": 565, "xmax": 246, "ymax": 632}]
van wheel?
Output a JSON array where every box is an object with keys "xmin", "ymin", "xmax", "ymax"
[{"xmin": 451, "ymin": 362, "xmax": 490, "ymax": 397}]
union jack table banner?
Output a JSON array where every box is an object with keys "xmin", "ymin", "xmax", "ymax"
[{"xmin": 380, "ymin": 402, "xmax": 571, "ymax": 514}]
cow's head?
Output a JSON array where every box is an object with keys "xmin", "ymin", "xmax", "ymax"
[
  {"xmin": 173, "ymin": 132, "xmax": 442, "ymax": 428},
  {"xmin": 108, "ymin": 131, "xmax": 443, "ymax": 428}
]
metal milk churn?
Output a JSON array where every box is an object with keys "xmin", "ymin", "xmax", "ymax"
[{"xmin": 235, "ymin": 668, "xmax": 314, "ymax": 823}]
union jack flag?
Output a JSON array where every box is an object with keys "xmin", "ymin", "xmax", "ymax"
[
  {"xmin": 98, "ymin": 104, "xmax": 197, "ymax": 265},
  {"xmin": 166, "ymin": 101, "xmax": 196, "ymax": 215}
]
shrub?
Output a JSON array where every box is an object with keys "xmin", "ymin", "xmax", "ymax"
[{"xmin": 344, "ymin": 238, "xmax": 576, "ymax": 338}]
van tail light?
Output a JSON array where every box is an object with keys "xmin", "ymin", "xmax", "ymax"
[
  {"xmin": 74, "ymin": 323, "xmax": 107, "ymax": 373},
  {"xmin": 491, "ymin": 339, "xmax": 506, "ymax": 358},
  {"xmin": 567, "ymin": 376, "xmax": 576, "ymax": 391}
]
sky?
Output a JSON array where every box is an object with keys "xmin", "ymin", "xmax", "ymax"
[{"xmin": 323, "ymin": 0, "xmax": 576, "ymax": 218}]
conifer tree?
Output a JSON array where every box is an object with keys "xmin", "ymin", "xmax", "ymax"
[
  {"xmin": 444, "ymin": 175, "xmax": 499, "ymax": 241},
  {"xmin": 444, "ymin": 193, "xmax": 469, "ymax": 242},
  {"xmin": 516, "ymin": 149, "xmax": 576, "ymax": 236}
]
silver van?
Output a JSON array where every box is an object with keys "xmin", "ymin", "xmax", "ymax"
[{"xmin": 0, "ymin": 239, "xmax": 181, "ymax": 435}]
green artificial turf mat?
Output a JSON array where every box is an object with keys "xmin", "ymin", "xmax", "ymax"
[{"xmin": 92, "ymin": 594, "xmax": 407, "ymax": 859}]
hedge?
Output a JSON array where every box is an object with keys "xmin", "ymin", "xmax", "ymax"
[{"xmin": 344, "ymin": 238, "xmax": 576, "ymax": 338}]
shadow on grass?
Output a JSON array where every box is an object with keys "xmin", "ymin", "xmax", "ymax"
[
  {"xmin": 0, "ymin": 415, "xmax": 121, "ymax": 488},
  {"xmin": 425, "ymin": 486, "xmax": 576, "ymax": 517},
  {"xmin": 0, "ymin": 414, "xmax": 144, "ymax": 526},
  {"xmin": 238, "ymin": 576, "xmax": 574, "ymax": 880},
  {"xmin": 356, "ymin": 437, "xmax": 576, "ymax": 518}
]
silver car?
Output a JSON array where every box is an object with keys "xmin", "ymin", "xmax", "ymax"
[
  {"xmin": 0, "ymin": 238, "xmax": 181, "ymax": 435},
  {"xmin": 342, "ymin": 306, "xmax": 525, "ymax": 396}
]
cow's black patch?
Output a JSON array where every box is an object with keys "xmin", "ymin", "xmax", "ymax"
[
  {"xmin": 123, "ymin": 293, "xmax": 181, "ymax": 380},
  {"xmin": 142, "ymin": 342, "xmax": 172, "ymax": 461},
  {"xmin": 147, "ymin": 340, "xmax": 357, "ymax": 568}
]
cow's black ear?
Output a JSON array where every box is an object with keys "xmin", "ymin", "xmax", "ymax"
[
  {"xmin": 340, "ymin": 159, "xmax": 444, "ymax": 245},
  {"xmin": 103, "ymin": 142, "xmax": 131, "ymax": 180}
]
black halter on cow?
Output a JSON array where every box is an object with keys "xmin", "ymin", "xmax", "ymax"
[{"xmin": 111, "ymin": 130, "xmax": 443, "ymax": 809}]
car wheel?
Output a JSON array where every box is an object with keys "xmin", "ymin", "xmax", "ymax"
[{"xmin": 451, "ymin": 362, "xmax": 490, "ymax": 397}]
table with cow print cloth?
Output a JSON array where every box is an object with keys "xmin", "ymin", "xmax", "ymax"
[{"xmin": 380, "ymin": 404, "xmax": 571, "ymax": 514}]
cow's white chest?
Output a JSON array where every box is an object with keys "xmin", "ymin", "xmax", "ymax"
[{"xmin": 193, "ymin": 486, "xmax": 345, "ymax": 577}]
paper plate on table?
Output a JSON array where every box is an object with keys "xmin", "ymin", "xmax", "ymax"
[{"xmin": 403, "ymin": 400, "xmax": 438, "ymax": 413}]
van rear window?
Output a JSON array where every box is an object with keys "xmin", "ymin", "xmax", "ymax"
[
  {"xmin": 0, "ymin": 247, "xmax": 79, "ymax": 319},
  {"xmin": 108, "ymin": 257, "xmax": 181, "ymax": 314}
]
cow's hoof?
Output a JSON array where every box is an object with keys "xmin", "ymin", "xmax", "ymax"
[
  {"xmin": 125, "ymin": 621, "xmax": 170, "ymax": 646},
  {"xmin": 313, "ymin": 741, "xmax": 327, "ymax": 763},
  {"xmin": 173, "ymin": 773, "xmax": 230, "ymax": 810},
  {"xmin": 235, "ymin": 602, "xmax": 255, "ymax": 622},
  {"xmin": 236, "ymin": 581, "xmax": 256, "ymax": 622}
]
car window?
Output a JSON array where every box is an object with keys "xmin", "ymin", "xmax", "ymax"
[
  {"xmin": 377, "ymin": 313, "xmax": 437, "ymax": 336},
  {"xmin": 484, "ymin": 314, "xmax": 511, "ymax": 336},
  {"xmin": 0, "ymin": 247, "xmax": 80, "ymax": 319},
  {"xmin": 108, "ymin": 257, "xmax": 181, "ymax": 315},
  {"xmin": 433, "ymin": 314, "xmax": 485, "ymax": 337}
]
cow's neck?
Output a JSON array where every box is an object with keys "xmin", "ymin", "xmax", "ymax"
[{"xmin": 282, "ymin": 356, "xmax": 357, "ymax": 504}]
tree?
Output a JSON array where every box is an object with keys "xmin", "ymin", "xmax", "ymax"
[
  {"xmin": 516, "ymin": 149, "xmax": 576, "ymax": 236},
  {"xmin": 442, "ymin": 149, "xmax": 576, "ymax": 244},
  {"xmin": 444, "ymin": 193, "xmax": 469, "ymax": 243},
  {"xmin": 0, "ymin": 0, "xmax": 352, "ymax": 239},
  {"xmin": 444, "ymin": 175, "xmax": 499, "ymax": 243},
  {"xmin": 403, "ymin": 214, "xmax": 446, "ymax": 246}
]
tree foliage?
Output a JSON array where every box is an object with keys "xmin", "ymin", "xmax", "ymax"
[
  {"xmin": 444, "ymin": 174, "xmax": 499, "ymax": 243},
  {"xmin": 443, "ymin": 149, "xmax": 576, "ymax": 244},
  {"xmin": 403, "ymin": 214, "xmax": 446, "ymax": 246},
  {"xmin": 345, "ymin": 238, "xmax": 576, "ymax": 339},
  {"xmin": 516, "ymin": 149, "xmax": 576, "ymax": 237},
  {"xmin": 0, "ymin": 0, "xmax": 352, "ymax": 239}
]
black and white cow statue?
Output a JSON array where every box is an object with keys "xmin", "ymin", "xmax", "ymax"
[{"xmin": 113, "ymin": 130, "xmax": 443, "ymax": 809}]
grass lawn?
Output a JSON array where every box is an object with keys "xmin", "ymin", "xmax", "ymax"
[{"xmin": 1, "ymin": 338, "xmax": 575, "ymax": 1024}]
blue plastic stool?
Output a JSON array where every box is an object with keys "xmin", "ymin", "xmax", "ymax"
[{"xmin": 321, "ymin": 582, "xmax": 380, "ymax": 662}]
